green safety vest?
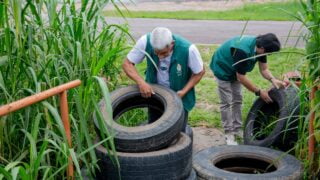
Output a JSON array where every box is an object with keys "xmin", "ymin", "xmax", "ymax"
[
  {"xmin": 145, "ymin": 34, "xmax": 196, "ymax": 112},
  {"xmin": 210, "ymin": 35, "xmax": 258, "ymax": 81}
]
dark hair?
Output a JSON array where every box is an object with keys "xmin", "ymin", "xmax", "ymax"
[{"xmin": 256, "ymin": 33, "xmax": 281, "ymax": 53}]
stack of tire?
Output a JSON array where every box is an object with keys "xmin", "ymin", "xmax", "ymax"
[
  {"xmin": 94, "ymin": 85, "xmax": 195, "ymax": 180},
  {"xmin": 244, "ymin": 86, "xmax": 300, "ymax": 151}
]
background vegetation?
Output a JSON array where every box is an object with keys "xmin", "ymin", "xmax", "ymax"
[
  {"xmin": 0, "ymin": 0, "xmax": 128, "ymax": 179},
  {"xmin": 0, "ymin": 0, "xmax": 319, "ymax": 179},
  {"xmin": 291, "ymin": 0, "xmax": 320, "ymax": 178},
  {"xmin": 105, "ymin": 1, "xmax": 302, "ymax": 21}
]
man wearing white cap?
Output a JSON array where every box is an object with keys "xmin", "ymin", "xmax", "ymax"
[{"xmin": 122, "ymin": 27, "xmax": 205, "ymax": 131}]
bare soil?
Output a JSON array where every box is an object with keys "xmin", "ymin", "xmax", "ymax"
[{"xmin": 192, "ymin": 126, "xmax": 226, "ymax": 154}]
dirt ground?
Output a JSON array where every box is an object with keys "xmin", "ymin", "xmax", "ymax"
[
  {"xmin": 192, "ymin": 127, "xmax": 226, "ymax": 154},
  {"xmin": 106, "ymin": 0, "xmax": 285, "ymax": 11}
]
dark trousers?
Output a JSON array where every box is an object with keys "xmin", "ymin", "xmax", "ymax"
[{"xmin": 148, "ymin": 108, "xmax": 188, "ymax": 132}]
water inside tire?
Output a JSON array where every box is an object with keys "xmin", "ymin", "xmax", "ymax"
[{"xmin": 215, "ymin": 157, "xmax": 277, "ymax": 174}]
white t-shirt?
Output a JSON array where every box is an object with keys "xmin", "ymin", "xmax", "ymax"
[{"xmin": 127, "ymin": 35, "xmax": 204, "ymax": 87}]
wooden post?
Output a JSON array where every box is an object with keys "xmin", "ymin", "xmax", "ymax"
[
  {"xmin": 0, "ymin": 80, "xmax": 81, "ymax": 179},
  {"xmin": 60, "ymin": 91, "xmax": 74, "ymax": 179},
  {"xmin": 0, "ymin": 80, "xmax": 81, "ymax": 116},
  {"xmin": 309, "ymin": 86, "xmax": 317, "ymax": 162}
]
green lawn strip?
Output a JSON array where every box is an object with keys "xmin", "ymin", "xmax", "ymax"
[
  {"xmin": 119, "ymin": 44, "xmax": 304, "ymax": 129},
  {"xmin": 105, "ymin": 1, "xmax": 302, "ymax": 21}
]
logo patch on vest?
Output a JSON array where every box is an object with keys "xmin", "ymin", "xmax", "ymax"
[
  {"xmin": 160, "ymin": 66, "xmax": 167, "ymax": 71},
  {"xmin": 177, "ymin": 64, "xmax": 182, "ymax": 76}
]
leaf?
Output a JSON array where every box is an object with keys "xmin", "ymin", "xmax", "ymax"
[
  {"xmin": 4, "ymin": 162, "xmax": 21, "ymax": 171},
  {"xmin": 0, "ymin": 166, "xmax": 12, "ymax": 180},
  {"xmin": 74, "ymin": 93, "xmax": 97, "ymax": 162},
  {"xmin": 10, "ymin": 167, "xmax": 19, "ymax": 180},
  {"xmin": 0, "ymin": 56, "xmax": 8, "ymax": 66},
  {"xmin": 41, "ymin": 101, "xmax": 67, "ymax": 142},
  {"xmin": 33, "ymin": 141, "xmax": 50, "ymax": 179},
  {"xmin": 93, "ymin": 76, "xmax": 113, "ymax": 122},
  {"xmin": 21, "ymin": 130, "xmax": 37, "ymax": 164},
  {"xmin": 69, "ymin": 148, "xmax": 82, "ymax": 180},
  {"xmin": 31, "ymin": 114, "xmax": 42, "ymax": 142},
  {"xmin": 78, "ymin": 136, "xmax": 112, "ymax": 157}
]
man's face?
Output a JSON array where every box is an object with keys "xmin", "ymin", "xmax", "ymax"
[
  {"xmin": 256, "ymin": 47, "xmax": 265, "ymax": 55},
  {"xmin": 154, "ymin": 42, "xmax": 174, "ymax": 59}
]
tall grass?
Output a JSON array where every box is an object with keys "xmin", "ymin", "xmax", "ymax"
[
  {"xmin": 0, "ymin": 0, "xmax": 129, "ymax": 179},
  {"xmin": 117, "ymin": 108, "xmax": 148, "ymax": 127},
  {"xmin": 288, "ymin": 0, "xmax": 320, "ymax": 178}
]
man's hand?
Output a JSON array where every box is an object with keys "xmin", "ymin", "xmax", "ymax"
[
  {"xmin": 122, "ymin": 59, "xmax": 155, "ymax": 98},
  {"xmin": 271, "ymin": 78, "xmax": 286, "ymax": 89},
  {"xmin": 177, "ymin": 90, "xmax": 187, "ymax": 98},
  {"xmin": 260, "ymin": 89, "xmax": 273, "ymax": 103},
  {"xmin": 138, "ymin": 81, "xmax": 155, "ymax": 98},
  {"xmin": 177, "ymin": 69, "xmax": 205, "ymax": 99},
  {"xmin": 259, "ymin": 62, "xmax": 287, "ymax": 89}
]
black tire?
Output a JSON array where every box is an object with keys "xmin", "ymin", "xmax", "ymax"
[
  {"xmin": 95, "ymin": 133, "xmax": 193, "ymax": 180},
  {"xmin": 193, "ymin": 145, "xmax": 303, "ymax": 180},
  {"xmin": 185, "ymin": 124, "xmax": 193, "ymax": 142},
  {"xmin": 244, "ymin": 87, "xmax": 300, "ymax": 151},
  {"xmin": 81, "ymin": 168, "xmax": 90, "ymax": 180},
  {"xmin": 275, "ymin": 87, "xmax": 300, "ymax": 150},
  {"xmin": 185, "ymin": 169, "xmax": 197, "ymax": 180},
  {"xmin": 94, "ymin": 84, "xmax": 185, "ymax": 152}
]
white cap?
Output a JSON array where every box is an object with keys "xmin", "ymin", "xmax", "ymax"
[{"xmin": 150, "ymin": 27, "xmax": 173, "ymax": 50}]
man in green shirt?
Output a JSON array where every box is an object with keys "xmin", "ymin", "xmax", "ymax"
[
  {"xmin": 210, "ymin": 33, "xmax": 286, "ymax": 145},
  {"xmin": 123, "ymin": 27, "xmax": 205, "ymax": 132}
]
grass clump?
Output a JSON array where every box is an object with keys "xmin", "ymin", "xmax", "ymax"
[{"xmin": 0, "ymin": 0, "xmax": 129, "ymax": 178}]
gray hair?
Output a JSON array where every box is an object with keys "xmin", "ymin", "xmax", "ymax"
[{"xmin": 150, "ymin": 27, "xmax": 173, "ymax": 50}]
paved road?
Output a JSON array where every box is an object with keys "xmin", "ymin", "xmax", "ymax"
[{"xmin": 106, "ymin": 17, "xmax": 305, "ymax": 48}]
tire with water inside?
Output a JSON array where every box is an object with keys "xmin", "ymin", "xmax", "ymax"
[{"xmin": 193, "ymin": 145, "xmax": 303, "ymax": 180}]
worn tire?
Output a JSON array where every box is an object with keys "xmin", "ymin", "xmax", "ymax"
[
  {"xmin": 244, "ymin": 87, "xmax": 300, "ymax": 151},
  {"xmin": 275, "ymin": 87, "xmax": 300, "ymax": 150},
  {"xmin": 185, "ymin": 125, "xmax": 194, "ymax": 142},
  {"xmin": 94, "ymin": 84, "xmax": 185, "ymax": 152},
  {"xmin": 81, "ymin": 168, "xmax": 90, "ymax": 180},
  {"xmin": 193, "ymin": 145, "xmax": 303, "ymax": 180},
  {"xmin": 186, "ymin": 169, "xmax": 197, "ymax": 180},
  {"xmin": 95, "ymin": 133, "xmax": 193, "ymax": 180}
]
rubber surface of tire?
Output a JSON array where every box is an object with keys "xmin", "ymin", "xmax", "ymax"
[
  {"xmin": 185, "ymin": 169, "xmax": 197, "ymax": 180},
  {"xmin": 244, "ymin": 87, "xmax": 300, "ymax": 150},
  {"xmin": 81, "ymin": 168, "xmax": 90, "ymax": 180},
  {"xmin": 193, "ymin": 145, "xmax": 303, "ymax": 180},
  {"xmin": 96, "ymin": 133, "xmax": 192, "ymax": 180},
  {"xmin": 185, "ymin": 125, "xmax": 193, "ymax": 142},
  {"xmin": 94, "ymin": 85, "xmax": 185, "ymax": 152},
  {"xmin": 275, "ymin": 86, "xmax": 300, "ymax": 150}
]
